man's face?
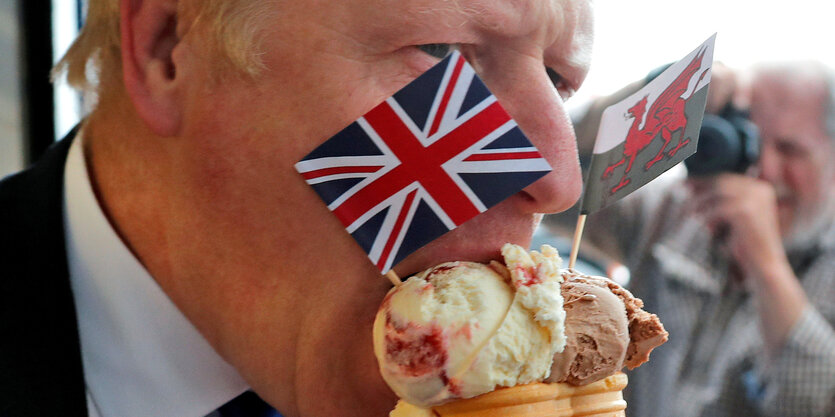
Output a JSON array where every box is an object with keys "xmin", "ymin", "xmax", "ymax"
[
  {"xmin": 180, "ymin": 0, "xmax": 593, "ymax": 276},
  {"xmin": 163, "ymin": 1, "xmax": 592, "ymax": 411},
  {"xmin": 750, "ymin": 73, "xmax": 835, "ymax": 242}
]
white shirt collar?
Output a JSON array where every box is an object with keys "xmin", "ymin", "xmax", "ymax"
[{"xmin": 63, "ymin": 130, "xmax": 249, "ymax": 417}]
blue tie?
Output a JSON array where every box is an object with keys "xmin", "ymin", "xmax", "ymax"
[{"xmin": 216, "ymin": 391, "xmax": 283, "ymax": 417}]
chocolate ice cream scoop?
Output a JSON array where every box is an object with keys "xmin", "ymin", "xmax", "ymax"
[
  {"xmin": 546, "ymin": 271, "xmax": 668, "ymax": 385},
  {"xmin": 548, "ymin": 277, "xmax": 629, "ymax": 385}
]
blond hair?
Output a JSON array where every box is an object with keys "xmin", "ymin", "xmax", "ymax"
[{"xmin": 53, "ymin": 0, "xmax": 274, "ymax": 100}]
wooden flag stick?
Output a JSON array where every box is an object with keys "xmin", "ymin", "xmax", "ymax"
[
  {"xmin": 568, "ymin": 214, "xmax": 587, "ymax": 270},
  {"xmin": 385, "ymin": 270, "xmax": 402, "ymax": 286}
]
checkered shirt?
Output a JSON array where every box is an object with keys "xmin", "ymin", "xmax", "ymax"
[{"xmin": 575, "ymin": 176, "xmax": 835, "ymax": 417}]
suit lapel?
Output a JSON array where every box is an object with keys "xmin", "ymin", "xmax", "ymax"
[{"xmin": 0, "ymin": 131, "xmax": 88, "ymax": 416}]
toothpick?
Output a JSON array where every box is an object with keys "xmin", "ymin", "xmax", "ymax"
[
  {"xmin": 568, "ymin": 214, "xmax": 587, "ymax": 270},
  {"xmin": 385, "ymin": 269, "xmax": 402, "ymax": 286}
]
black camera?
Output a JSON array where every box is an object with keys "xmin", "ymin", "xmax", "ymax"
[{"xmin": 685, "ymin": 105, "xmax": 760, "ymax": 176}]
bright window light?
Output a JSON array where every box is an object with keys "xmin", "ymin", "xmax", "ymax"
[
  {"xmin": 572, "ymin": 0, "xmax": 835, "ymax": 107},
  {"xmin": 52, "ymin": 0, "xmax": 82, "ymax": 141}
]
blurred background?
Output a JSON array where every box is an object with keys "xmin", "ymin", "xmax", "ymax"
[
  {"xmin": 1, "ymin": 0, "xmax": 81, "ymax": 178},
  {"xmin": 1, "ymin": 0, "xmax": 834, "ymax": 185},
  {"xmin": 574, "ymin": 0, "xmax": 835, "ymax": 106}
]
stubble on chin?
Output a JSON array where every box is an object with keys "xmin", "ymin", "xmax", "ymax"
[{"xmin": 782, "ymin": 193, "xmax": 835, "ymax": 253}]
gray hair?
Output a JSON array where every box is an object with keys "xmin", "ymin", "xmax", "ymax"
[
  {"xmin": 752, "ymin": 61, "xmax": 835, "ymax": 143},
  {"xmin": 824, "ymin": 67, "xmax": 835, "ymax": 140}
]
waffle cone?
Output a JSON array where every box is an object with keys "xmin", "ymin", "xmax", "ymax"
[{"xmin": 427, "ymin": 372, "xmax": 628, "ymax": 417}]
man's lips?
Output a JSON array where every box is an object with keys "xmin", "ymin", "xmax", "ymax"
[
  {"xmin": 390, "ymin": 192, "xmax": 542, "ymax": 278},
  {"xmin": 393, "ymin": 245, "xmax": 506, "ymax": 279}
]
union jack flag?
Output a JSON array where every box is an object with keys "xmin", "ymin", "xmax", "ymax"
[{"xmin": 295, "ymin": 51, "xmax": 552, "ymax": 272}]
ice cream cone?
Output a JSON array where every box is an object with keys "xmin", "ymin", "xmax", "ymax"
[{"xmin": 428, "ymin": 372, "xmax": 627, "ymax": 417}]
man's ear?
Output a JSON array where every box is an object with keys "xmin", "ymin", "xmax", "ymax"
[{"xmin": 121, "ymin": 0, "xmax": 183, "ymax": 136}]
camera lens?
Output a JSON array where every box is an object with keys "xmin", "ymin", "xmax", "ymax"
[
  {"xmin": 687, "ymin": 114, "xmax": 744, "ymax": 175},
  {"xmin": 686, "ymin": 108, "xmax": 760, "ymax": 176}
]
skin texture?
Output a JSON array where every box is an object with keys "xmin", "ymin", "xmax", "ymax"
[
  {"xmin": 688, "ymin": 65, "xmax": 834, "ymax": 354},
  {"xmin": 85, "ymin": 0, "xmax": 594, "ymax": 415}
]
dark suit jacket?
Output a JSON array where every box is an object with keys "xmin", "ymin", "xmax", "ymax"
[{"xmin": 0, "ymin": 134, "xmax": 88, "ymax": 416}]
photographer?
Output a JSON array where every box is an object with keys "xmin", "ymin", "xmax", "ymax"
[{"xmin": 546, "ymin": 62, "xmax": 835, "ymax": 416}]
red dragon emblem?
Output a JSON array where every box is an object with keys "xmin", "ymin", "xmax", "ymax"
[{"xmin": 601, "ymin": 48, "xmax": 710, "ymax": 194}]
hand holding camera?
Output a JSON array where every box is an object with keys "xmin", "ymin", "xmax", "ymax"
[{"xmin": 684, "ymin": 64, "xmax": 790, "ymax": 286}]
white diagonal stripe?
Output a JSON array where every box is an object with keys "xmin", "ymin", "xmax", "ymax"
[
  {"xmin": 421, "ymin": 50, "xmax": 461, "ymax": 143},
  {"xmin": 295, "ymin": 155, "xmax": 390, "ymax": 173}
]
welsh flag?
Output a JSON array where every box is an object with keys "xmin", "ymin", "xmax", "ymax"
[{"xmin": 580, "ymin": 35, "xmax": 716, "ymax": 214}]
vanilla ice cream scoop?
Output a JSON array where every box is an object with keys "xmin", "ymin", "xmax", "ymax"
[{"xmin": 372, "ymin": 244, "xmax": 566, "ymax": 407}]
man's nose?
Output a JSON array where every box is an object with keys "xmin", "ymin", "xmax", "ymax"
[
  {"xmin": 517, "ymin": 98, "xmax": 584, "ymax": 215},
  {"xmin": 460, "ymin": 49, "xmax": 583, "ymax": 215}
]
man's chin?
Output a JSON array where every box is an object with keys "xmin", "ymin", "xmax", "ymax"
[{"xmin": 783, "ymin": 206, "xmax": 835, "ymax": 252}]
